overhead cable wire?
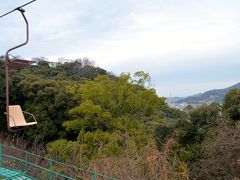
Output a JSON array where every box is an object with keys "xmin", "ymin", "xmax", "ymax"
[{"xmin": 0, "ymin": 0, "xmax": 36, "ymax": 19}]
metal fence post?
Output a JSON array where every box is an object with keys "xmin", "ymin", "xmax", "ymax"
[
  {"xmin": 50, "ymin": 159, "xmax": 53, "ymax": 180},
  {"xmin": 91, "ymin": 171, "xmax": 97, "ymax": 180},
  {"xmin": 24, "ymin": 150, "xmax": 28, "ymax": 173},
  {"xmin": 0, "ymin": 144, "xmax": 2, "ymax": 167}
]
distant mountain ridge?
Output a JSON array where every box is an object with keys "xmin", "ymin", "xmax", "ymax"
[
  {"xmin": 167, "ymin": 82, "xmax": 240, "ymax": 109},
  {"xmin": 177, "ymin": 82, "xmax": 240, "ymax": 104}
]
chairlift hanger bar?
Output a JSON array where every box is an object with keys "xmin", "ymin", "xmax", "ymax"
[
  {"xmin": 3, "ymin": 0, "xmax": 37, "ymax": 131},
  {"xmin": 0, "ymin": 0, "xmax": 36, "ymax": 19}
]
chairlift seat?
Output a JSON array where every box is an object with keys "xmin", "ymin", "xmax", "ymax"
[{"xmin": 8, "ymin": 105, "xmax": 37, "ymax": 128}]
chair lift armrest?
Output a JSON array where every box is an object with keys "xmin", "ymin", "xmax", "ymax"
[{"xmin": 22, "ymin": 111, "xmax": 37, "ymax": 122}]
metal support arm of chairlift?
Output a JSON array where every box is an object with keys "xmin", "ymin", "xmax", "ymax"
[{"xmin": 5, "ymin": 8, "xmax": 29, "ymax": 131}]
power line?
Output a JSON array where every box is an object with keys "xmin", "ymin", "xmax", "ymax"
[{"xmin": 0, "ymin": 0, "xmax": 36, "ymax": 19}]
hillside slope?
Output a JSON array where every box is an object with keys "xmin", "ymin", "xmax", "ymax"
[{"xmin": 177, "ymin": 82, "xmax": 240, "ymax": 104}]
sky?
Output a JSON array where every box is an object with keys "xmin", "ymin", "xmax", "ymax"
[{"xmin": 0, "ymin": 0, "xmax": 239, "ymax": 97}]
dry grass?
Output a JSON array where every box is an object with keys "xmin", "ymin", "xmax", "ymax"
[
  {"xmin": 0, "ymin": 132, "xmax": 45, "ymax": 155},
  {"xmin": 190, "ymin": 122, "xmax": 240, "ymax": 180},
  {"xmin": 0, "ymin": 132, "xmax": 182, "ymax": 179},
  {"xmin": 85, "ymin": 138, "xmax": 180, "ymax": 180}
]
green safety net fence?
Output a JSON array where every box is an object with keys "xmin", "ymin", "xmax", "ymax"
[{"xmin": 0, "ymin": 144, "xmax": 118, "ymax": 180}]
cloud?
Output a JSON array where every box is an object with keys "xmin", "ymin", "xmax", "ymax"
[
  {"xmin": 1, "ymin": 0, "xmax": 240, "ymax": 96},
  {"xmin": 155, "ymin": 80, "xmax": 240, "ymax": 97}
]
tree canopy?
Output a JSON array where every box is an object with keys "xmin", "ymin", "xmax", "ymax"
[{"xmin": 0, "ymin": 56, "xmax": 239, "ymax": 179}]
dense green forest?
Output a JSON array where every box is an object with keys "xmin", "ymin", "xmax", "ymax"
[{"xmin": 0, "ymin": 56, "xmax": 240, "ymax": 179}]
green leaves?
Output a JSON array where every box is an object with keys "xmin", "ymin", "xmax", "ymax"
[
  {"xmin": 69, "ymin": 100, "xmax": 102, "ymax": 117},
  {"xmin": 131, "ymin": 71, "xmax": 151, "ymax": 88},
  {"xmin": 63, "ymin": 100, "xmax": 112, "ymax": 132},
  {"xmin": 0, "ymin": 56, "xmax": 167, "ymax": 166},
  {"xmin": 48, "ymin": 71, "xmax": 161, "ymax": 161},
  {"xmin": 77, "ymin": 74, "xmax": 163, "ymax": 119},
  {"xmin": 223, "ymin": 89, "xmax": 240, "ymax": 121},
  {"xmin": 189, "ymin": 103, "xmax": 221, "ymax": 127}
]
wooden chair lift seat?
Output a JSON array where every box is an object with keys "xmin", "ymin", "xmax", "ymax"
[{"xmin": 8, "ymin": 105, "xmax": 37, "ymax": 128}]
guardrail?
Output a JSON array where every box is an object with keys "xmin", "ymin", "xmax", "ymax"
[{"xmin": 0, "ymin": 144, "xmax": 118, "ymax": 180}]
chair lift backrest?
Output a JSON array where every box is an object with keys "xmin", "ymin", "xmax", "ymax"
[{"xmin": 8, "ymin": 105, "xmax": 37, "ymax": 128}]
